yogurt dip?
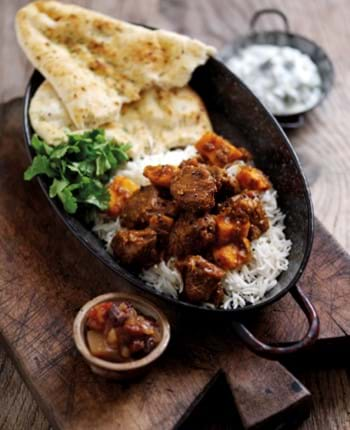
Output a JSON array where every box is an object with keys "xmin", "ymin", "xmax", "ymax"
[{"xmin": 226, "ymin": 44, "xmax": 322, "ymax": 115}]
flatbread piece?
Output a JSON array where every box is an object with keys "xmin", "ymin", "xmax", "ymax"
[
  {"xmin": 17, "ymin": 1, "xmax": 216, "ymax": 129},
  {"xmin": 29, "ymin": 80, "xmax": 212, "ymax": 157}
]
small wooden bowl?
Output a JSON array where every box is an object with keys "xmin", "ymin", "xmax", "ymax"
[{"xmin": 73, "ymin": 292, "xmax": 171, "ymax": 380}]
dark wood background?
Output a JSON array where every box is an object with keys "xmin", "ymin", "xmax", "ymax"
[{"xmin": 1, "ymin": 0, "xmax": 350, "ymax": 429}]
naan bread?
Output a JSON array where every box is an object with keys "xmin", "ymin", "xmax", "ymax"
[
  {"xmin": 29, "ymin": 80, "xmax": 76, "ymax": 145},
  {"xmin": 30, "ymin": 80, "xmax": 212, "ymax": 158},
  {"xmin": 16, "ymin": 1, "xmax": 216, "ymax": 129}
]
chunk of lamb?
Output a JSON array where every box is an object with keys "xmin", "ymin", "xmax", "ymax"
[
  {"xmin": 120, "ymin": 185, "xmax": 177, "ymax": 229},
  {"xmin": 195, "ymin": 132, "xmax": 251, "ymax": 167},
  {"xmin": 211, "ymin": 284, "xmax": 225, "ymax": 307},
  {"xmin": 111, "ymin": 228, "xmax": 159, "ymax": 268},
  {"xmin": 170, "ymin": 164, "xmax": 217, "ymax": 212},
  {"xmin": 149, "ymin": 214, "xmax": 174, "ymax": 248},
  {"xmin": 238, "ymin": 147, "xmax": 253, "ymax": 162},
  {"xmin": 207, "ymin": 165, "xmax": 240, "ymax": 198},
  {"xmin": 179, "ymin": 157, "xmax": 204, "ymax": 168},
  {"xmin": 177, "ymin": 255, "xmax": 225, "ymax": 304},
  {"xmin": 143, "ymin": 165, "xmax": 179, "ymax": 188},
  {"xmin": 168, "ymin": 213, "xmax": 216, "ymax": 258},
  {"xmin": 218, "ymin": 191, "xmax": 269, "ymax": 240}
]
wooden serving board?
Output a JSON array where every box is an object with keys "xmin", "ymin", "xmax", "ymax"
[{"xmin": 1, "ymin": 99, "xmax": 350, "ymax": 430}]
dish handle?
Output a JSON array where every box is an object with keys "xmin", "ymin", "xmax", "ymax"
[
  {"xmin": 250, "ymin": 8, "xmax": 290, "ymax": 34},
  {"xmin": 276, "ymin": 114, "xmax": 305, "ymax": 129},
  {"xmin": 232, "ymin": 285, "xmax": 320, "ymax": 360}
]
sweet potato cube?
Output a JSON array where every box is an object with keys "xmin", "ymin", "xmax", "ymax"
[
  {"xmin": 195, "ymin": 132, "xmax": 244, "ymax": 167},
  {"xmin": 236, "ymin": 166, "xmax": 271, "ymax": 191},
  {"xmin": 213, "ymin": 239, "xmax": 251, "ymax": 270},
  {"xmin": 143, "ymin": 165, "xmax": 178, "ymax": 188},
  {"xmin": 107, "ymin": 176, "xmax": 139, "ymax": 217},
  {"xmin": 216, "ymin": 214, "xmax": 250, "ymax": 245}
]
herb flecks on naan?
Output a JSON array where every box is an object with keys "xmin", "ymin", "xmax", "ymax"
[
  {"xmin": 29, "ymin": 81, "xmax": 75, "ymax": 145},
  {"xmin": 30, "ymin": 81, "xmax": 212, "ymax": 158},
  {"xmin": 16, "ymin": 1, "xmax": 216, "ymax": 129}
]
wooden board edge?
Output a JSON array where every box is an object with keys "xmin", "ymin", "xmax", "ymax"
[
  {"xmin": 252, "ymin": 394, "xmax": 312, "ymax": 430},
  {"xmin": 173, "ymin": 369, "xmax": 225, "ymax": 429},
  {"xmin": 0, "ymin": 330, "xmax": 62, "ymax": 430}
]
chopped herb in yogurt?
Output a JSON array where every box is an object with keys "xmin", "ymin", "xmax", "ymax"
[{"xmin": 226, "ymin": 44, "xmax": 322, "ymax": 115}]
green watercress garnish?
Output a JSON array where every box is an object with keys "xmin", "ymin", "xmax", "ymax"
[{"xmin": 24, "ymin": 129, "xmax": 131, "ymax": 215}]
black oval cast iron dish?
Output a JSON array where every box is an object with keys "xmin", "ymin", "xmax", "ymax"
[{"xmin": 23, "ymin": 59, "xmax": 318, "ymax": 360}]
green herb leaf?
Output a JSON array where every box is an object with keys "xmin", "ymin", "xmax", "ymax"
[
  {"xmin": 50, "ymin": 143, "xmax": 79, "ymax": 160},
  {"xmin": 24, "ymin": 155, "xmax": 55, "ymax": 180},
  {"xmin": 49, "ymin": 178, "xmax": 69, "ymax": 198},
  {"xmin": 24, "ymin": 129, "xmax": 131, "ymax": 215},
  {"xmin": 96, "ymin": 153, "xmax": 111, "ymax": 176},
  {"xmin": 58, "ymin": 188, "xmax": 78, "ymax": 214},
  {"xmin": 77, "ymin": 178, "xmax": 110, "ymax": 210},
  {"xmin": 31, "ymin": 135, "xmax": 53, "ymax": 156}
]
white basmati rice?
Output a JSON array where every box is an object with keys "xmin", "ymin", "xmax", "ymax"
[
  {"xmin": 93, "ymin": 218, "xmax": 122, "ymax": 254},
  {"xmin": 141, "ymin": 258, "xmax": 184, "ymax": 299},
  {"xmin": 93, "ymin": 147, "xmax": 292, "ymax": 309}
]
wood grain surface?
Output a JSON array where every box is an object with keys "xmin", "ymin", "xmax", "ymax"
[{"xmin": 1, "ymin": 0, "xmax": 350, "ymax": 429}]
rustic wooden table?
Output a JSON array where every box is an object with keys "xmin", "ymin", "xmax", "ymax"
[{"xmin": 1, "ymin": 0, "xmax": 350, "ymax": 429}]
